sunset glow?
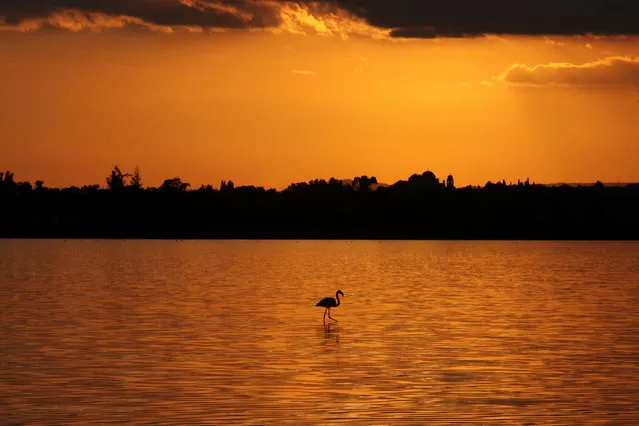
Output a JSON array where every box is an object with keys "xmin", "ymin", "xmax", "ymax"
[
  {"xmin": 3, "ymin": 5, "xmax": 639, "ymax": 424},
  {"xmin": 2, "ymin": 1, "xmax": 638, "ymax": 189}
]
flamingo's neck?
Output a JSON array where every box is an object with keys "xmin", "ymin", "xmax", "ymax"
[{"xmin": 335, "ymin": 292, "xmax": 341, "ymax": 307}]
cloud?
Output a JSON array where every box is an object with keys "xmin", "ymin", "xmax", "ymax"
[
  {"xmin": 388, "ymin": 26, "xmax": 481, "ymax": 39},
  {"xmin": 326, "ymin": 0, "xmax": 639, "ymax": 38},
  {"xmin": 292, "ymin": 69, "xmax": 318, "ymax": 75},
  {"xmin": 1, "ymin": 10, "xmax": 180, "ymax": 33},
  {"xmin": 544, "ymin": 37, "xmax": 565, "ymax": 47},
  {"xmin": 0, "ymin": 0, "xmax": 278, "ymax": 31},
  {"xmin": 497, "ymin": 56, "xmax": 639, "ymax": 87},
  {"xmin": 2, "ymin": 1, "xmax": 639, "ymax": 37},
  {"xmin": 275, "ymin": 2, "xmax": 388, "ymax": 39},
  {"xmin": 0, "ymin": 1, "xmax": 388, "ymax": 38}
]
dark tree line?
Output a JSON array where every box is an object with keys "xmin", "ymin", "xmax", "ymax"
[{"xmin": 1, "ymin": 166, "xmax": 638, "ymax": 239}]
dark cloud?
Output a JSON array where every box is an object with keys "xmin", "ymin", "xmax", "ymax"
[
  {"xmin": 0, "ymin": 0, "xmax": 279, "ymax": 29},
  {"xmin": 389, "ymin": 26, "xmax": 482, "ymax": 39},
  {"xmin": 1, "ymin": 0, "xmax": 639, "ymax": 36},
  {"xmin": 324, "ymin": 0, "xmax": 639, "ymax": 37},
  {"xmin": 388, "ymin": 27, "xmax": 438, "ymax": 39}
]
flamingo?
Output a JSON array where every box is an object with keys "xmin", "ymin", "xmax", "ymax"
[{"xmin": 316, "ymin": 290, "xmax": 344, "ymax": 323}]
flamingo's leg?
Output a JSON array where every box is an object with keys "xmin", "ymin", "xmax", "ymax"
[
  {"xmin": 323, "ymin": 308, "xmax": 327, "ymax": 323},
  {"xmin": 328, "ymin": 308, "xmax": 338, "ymax": 322}
]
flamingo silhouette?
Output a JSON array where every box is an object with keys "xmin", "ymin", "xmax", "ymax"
[{"xmin": 316, "ymin": 290, "xmax": 344, "ymax": 323}]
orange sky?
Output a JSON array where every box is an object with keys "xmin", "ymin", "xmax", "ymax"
[{"xmin": 1, "ymin": 20, "xmax": 638, "ymax": 189}]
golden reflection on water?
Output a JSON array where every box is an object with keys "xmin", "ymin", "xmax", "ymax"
[{"xmin": 1, "ymin": 240, "xmax": 639, "ymax": 424}]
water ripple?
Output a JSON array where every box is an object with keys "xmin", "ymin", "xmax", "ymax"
[{"xmin": 1, "ymin": 240, "xmax": 639, "ymax": 425}]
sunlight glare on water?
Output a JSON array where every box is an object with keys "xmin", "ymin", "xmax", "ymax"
[{"xmin": 1, "ymin": 240, "xmax": 639, "ymax": 424}]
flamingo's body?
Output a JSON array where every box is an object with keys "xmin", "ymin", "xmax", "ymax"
[{"xmin": 316, "ymin": 290, "xmax": 344, "ymax": 323}]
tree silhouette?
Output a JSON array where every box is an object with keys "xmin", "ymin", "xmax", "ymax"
[
  {"xmin": 353, "ymin": 175, "xmax": 377, "ymax": 192},
  {"xmin": 221, "ymin": 180, "xmax": 235, "ymax": 191},
  {"xmin": 1, "ymin": 166, "xmax": 638, "ymax": 239},
  {"xmin": 106, "ymin": 166, "xmax": 129, "ymax": 191},
  {"xmin": 0, "ymin": 170, "xmax": 18, "ymax": 198},
  {"xmin": 161, "ymin": 177, "xmax": 190, "ymax": 192},
  {"xmin": 19, "ymin": 182, "xmax": 32, "ymax": 192},
  {"xmin": 2, "ymin": 171, "xmax": 15, "ymax": 185},
  {"xmin": 130, "ymin": 165, "xmax": 142, "ymax": 190}
]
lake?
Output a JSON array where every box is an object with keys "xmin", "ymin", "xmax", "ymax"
[{"xmin": 1, "ymin": 240, "xmax": 638, "ymax": 425}]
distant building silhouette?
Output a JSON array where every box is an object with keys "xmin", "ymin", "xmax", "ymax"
[
  {"xmin": 446, "ymin": 174, "xmax": 455, "ymax": 189},
  {"xmin": 408, "ymin": 171, "xmax": 441, "ymax": 189}
]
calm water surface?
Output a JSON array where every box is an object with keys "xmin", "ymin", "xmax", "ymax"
[{"xmin": 1, "ymin": 240, "xmax": 639, "ymax": 425}]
